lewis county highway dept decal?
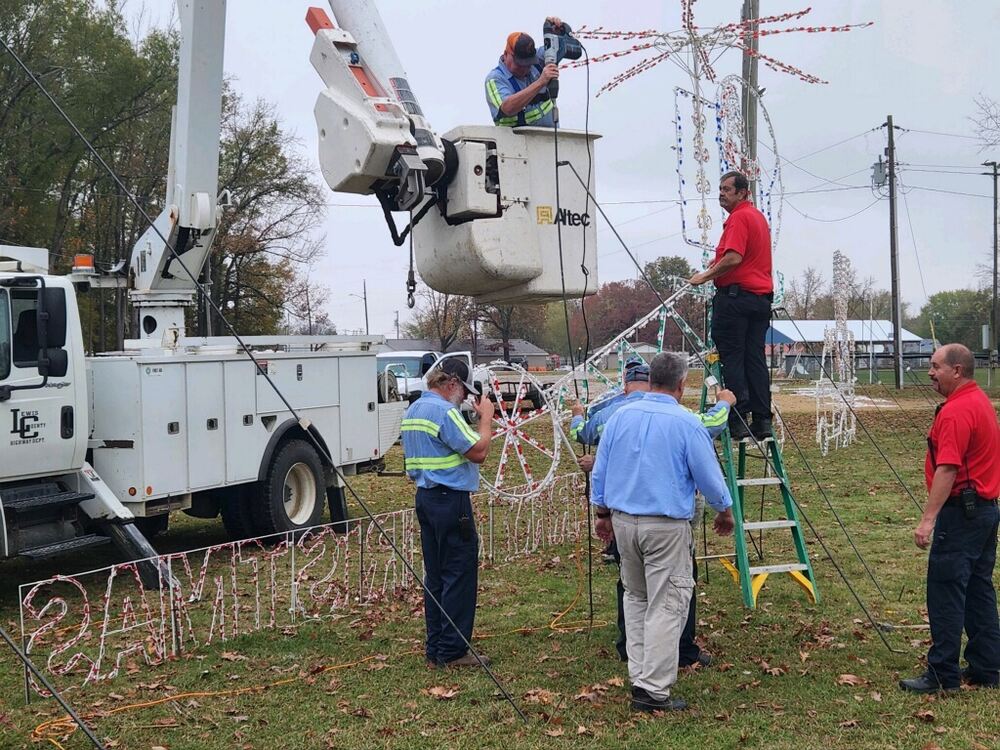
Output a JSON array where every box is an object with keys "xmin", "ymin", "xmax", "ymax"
[{"xmin": 10, "ymin": 408, "xmax": 46, "ymax": 446}]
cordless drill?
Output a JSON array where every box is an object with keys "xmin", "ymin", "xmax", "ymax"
[{"xmin": 542, "ymin": 19, "xmax": 582, "ymax": 102}]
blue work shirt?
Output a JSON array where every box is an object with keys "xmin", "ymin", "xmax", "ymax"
[
  {"xmin": 571, "ymin": 392, "xmax": 731, "ymax": 445},
  {"xmin": 401, "ymin": 391, "xmax": 481, "ymax": 492},
  {"xmin": 570, "ymin": 391, "xmax": 629, "ymax": 444},
  {"xmin": 485, "ymin": 54, "xmax": 555, "ymax": 127},
  {"xmin": 590, "ymin": 392, "xmax": 733, "ymax": 518}
]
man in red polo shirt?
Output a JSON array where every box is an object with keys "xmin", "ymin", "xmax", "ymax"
[
  {"xmin": 689, "ymin": 171, "xmax": 773, "ymax": 440},
  {"xmin": 900, "ymin": 343, "xmax": 1000, "ymax": 693}
]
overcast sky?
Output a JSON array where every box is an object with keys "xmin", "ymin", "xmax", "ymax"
[{"xmin": 123, "ymin": 0, "xmax": 1000, "ymax": 336}]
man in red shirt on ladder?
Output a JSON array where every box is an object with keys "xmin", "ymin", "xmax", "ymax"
[{"xmin": 689, "ymin": 171, "xmax": 774, "ymax": 441}]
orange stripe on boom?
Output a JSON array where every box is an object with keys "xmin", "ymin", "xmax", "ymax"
[{"xmin": 305, "ymin": 7, "xmax": 334, "ymax": 35}]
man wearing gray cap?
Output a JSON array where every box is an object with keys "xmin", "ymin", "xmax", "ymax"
[
  {"xmin": 401, "ymin": 357, "xmax": 494, "ymax": 668},
  {"xmin": 591, "ymin": 352, "xmax": 734, "ymax": 713}
]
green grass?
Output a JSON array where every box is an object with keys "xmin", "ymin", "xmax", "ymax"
[{"xmin": 1, "ymin": 387, "xmax": 998, "ymax": 750}]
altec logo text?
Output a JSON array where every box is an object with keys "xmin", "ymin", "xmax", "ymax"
[{"xmin": 536, "ymin": 206, "xmax": 591, "ymax": 227}]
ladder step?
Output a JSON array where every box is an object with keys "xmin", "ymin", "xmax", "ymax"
[
  {"xmin": 2, "ymin": 490, "xmax": 95, "ymax": 513},
  {"xmin": 742, "ymin": 520, "xmax": 797, "ymax": 531},
  {"xmin": 736, "ymin": 477, "xmax": 784, "ymax": 487},
  {"xmin": 748, "ymin": 563, "xmax": 808, "ymax": 575},
  {"xmin": 20, "ymin": 534, "xmax": 111, "ymax": 560}
]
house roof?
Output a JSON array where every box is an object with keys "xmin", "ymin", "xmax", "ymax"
[{"xmin": 768, "ymin": 320, "xmax": 922, "ymax": 343}]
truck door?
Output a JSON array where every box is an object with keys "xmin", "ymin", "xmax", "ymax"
[{"xmin": 0, "ymin": 287, "xmax": 80, "ymax": 480}]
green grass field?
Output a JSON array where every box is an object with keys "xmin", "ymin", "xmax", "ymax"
[{"xmin": 1, "ymin": 386, "xmax": 998, "ymax": 750}]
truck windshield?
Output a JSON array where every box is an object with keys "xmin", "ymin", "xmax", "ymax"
[
  {"xmin": 0, "ymin": 288, "xmax": 10, "ymax": 380},
  {"xmin": 380, "ymin": 357, "xmax": 424, "ymax": 378}
]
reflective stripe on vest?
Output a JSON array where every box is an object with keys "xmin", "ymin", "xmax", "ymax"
[
  {"xmin": 401, "ymin": 418, "xmax": 440, "ymax": 437},
  {"xmin": 405, "ymin": 453, "xmax": 468, "ymax": 470}
]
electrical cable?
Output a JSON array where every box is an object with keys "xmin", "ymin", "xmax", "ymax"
[
  {"xmin": 0, "ymin": 34, "xmax": 528, "ymax": 725},
  {"xmin": 782, "ymin": 197, "xmax": 880, "ymax": 223},
  {"xmin": 0, "ymin": 625, "xmax": 107, "ymax": 749},
  {"xmin": 775, "ymin": 311, "xmax": 925, "ymax": 512},
  {"xmin": 557, "ymin": 161, "xmax": 898, "ymax": 638}
]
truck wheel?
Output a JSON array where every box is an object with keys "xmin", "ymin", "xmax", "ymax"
[
  {"xmin": 221, "ymin": 485, "xmax": 260, "ymax": 541},
  {"xmin": 259, "ymin": 439, "xmax": 326, "ymax": 534}
]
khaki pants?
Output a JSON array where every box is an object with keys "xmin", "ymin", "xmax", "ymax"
[{"xmin": 612, "ymin": 510, "xmax": 694, "ymax": 700}]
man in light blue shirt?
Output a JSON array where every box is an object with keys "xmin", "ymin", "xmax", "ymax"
[
  {"xmin": 575, "ymin": 361, "xmax": 735, "ymax": 670},
  {"xmin": 592, "ymin": 352, "xmax": 734, "ymax": 713}
]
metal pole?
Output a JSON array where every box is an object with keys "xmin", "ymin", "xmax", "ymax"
[
  {"xmin": 886, "ymin": 115, "xmax": 903, "ymax": 390},
  {"xmin": 362, "ymin": 278, "xmax": 370, "ymax": 335},
  {"xmin": 394, "ymin": 309, "xmax": 400, "ymax": 339},
  {"xmin": 741, "ymin": 0, "xmax": 760, "ymax": 201}
]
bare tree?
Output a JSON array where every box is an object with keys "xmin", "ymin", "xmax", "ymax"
[
  {"xmin": 784, "ymin": 266, "xmax": 825, "ymax": 318},
  {"xmin": 972, "ymin": 95, "xmax": 1000, "ymax": 152},
  {"xmin": 403, "ymin": 287, "xmax": 472, "ymax": 351}
]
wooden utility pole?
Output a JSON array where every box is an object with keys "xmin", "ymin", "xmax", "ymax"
[
  {"xmin": 985, "ymin": 160, "xmax": 999, "ymax": 363},
  {"xmin": 886, "ymin": 115, "xmax": 903, "ymax": 390},
  {"xmin": 741, "ymin": 0, "xmax": 760, "ymax": 201}
]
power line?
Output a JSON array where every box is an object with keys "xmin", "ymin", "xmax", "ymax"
[
  {"xmin": 783, "ymin": 197, "xmax": 880, "ymax": 223},
  {"xmin": 786, "ymin": 127, "xmax": 880, "ymax": 162},
  {"xmin": 902, "ymin": 127, "xmax": 980, "ymax": 141},
  {"xmin": 905, "ymin": 185, "xmax": 992, "ymax": 200}
]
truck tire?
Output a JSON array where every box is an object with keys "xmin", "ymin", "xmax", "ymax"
[
  {"xmin": 221, "ymin": 485, "xmax": 260, "ymax": 541},
  {"xmin": 258, "ymin": 439, "xmax": 326, "ymax": 534}
]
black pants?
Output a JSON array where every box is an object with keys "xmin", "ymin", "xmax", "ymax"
[
  {"xmin": 926, "ymin": 501, "xmax": 1000, "ymax": 687},
  {"xmin": 615, "ymin": 542, "xmax": 700, "ymax": 664},
  {"xmin": 712, "ymin": 290, "xmax": 772, "ymax": 420},
  {"xmin": 415, "ymin": 487, "xmax": 479, "ymax": 664}
]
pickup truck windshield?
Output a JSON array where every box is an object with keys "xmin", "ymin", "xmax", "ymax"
[{"xmin": 0, "ymin": 288, "xmax": 10, "ymax": 380}]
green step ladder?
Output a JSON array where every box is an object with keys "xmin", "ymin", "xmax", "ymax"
[
  {"xmin": 719, "ymin": 432, "xmax": 819, "ymax": 608},
  {"xmin": 656, "ymin": 297, "xmax": 820, "ymax": 609}
]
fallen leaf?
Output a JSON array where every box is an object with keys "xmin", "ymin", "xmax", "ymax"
[
  {"xmin": 836, "ymin": 674, "xmax": 865, "ymax": 687},
  {"xmin": 920, "ymin": 743, "xmax": 943, "ymax": 750},
  {"xmin": 220, "ymin": 651, "xmax": 248, "ymax": 662},
  {"xmin": 605, "ymin": 676, "xmax": 624, "ymax": 687},
  {"xmin": 870, "ymin": 691, "xmax": 882, "ymax": 702},
  {"xmin": 838, "ymin": 719, "xmax": 859, "ymax": 728},
  {"xmin": 544, "ymin": 728, "xmax": 565, "ymax": 737},
  {"xmin": 576, "ymin": 725, "xmax": 592, "ymax": 736},
  {"xmin": 523, "ymin": 688, "xmax": 559, "ymax": 705},
  {"xmin": 152, "ymin": 717, "xmax": 180, "ymax": 727},
  {"xmin": 913, "ymin": 709, "xmax": 935, "ymax": 723},
  {"xmin": 424, "ymin": 685, "xmax": 460, "ymax": 701}
]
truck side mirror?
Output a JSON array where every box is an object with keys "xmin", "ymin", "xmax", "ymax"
[
  {"xmin": 420, "ymin": 353, "xmax": 436, "ymax": 376},
  {"xmin": 41, "ymin": 287, "xmax": 67, "ymax": 348},
  {"xmin": 39, "ymin": 347, "xmax": 68, "ymax": 378}
]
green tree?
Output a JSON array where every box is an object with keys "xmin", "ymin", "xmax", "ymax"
[
  {"xmin": 644, "ymin": 255, "xmax": 694, "ymax": 293},
  {"xmin": 911, "ymin": 289, "xmax": 990, "ymax": 350}
]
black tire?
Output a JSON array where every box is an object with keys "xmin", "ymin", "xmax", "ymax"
[
  {"xmin": 133, "ymin": 513, "xmax": 169, "ymax": 539},
  {"xmin": 258, "ymin": 439, "xmax": 326, "ymax": 534},
  {"xmin": 221, "ymin": 484, "xmax": 261, "ymax": 541}
]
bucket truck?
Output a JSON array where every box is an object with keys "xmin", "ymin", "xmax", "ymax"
[{"xmin": 0, "ymin": 0, "xmax": 599, "ymax": 566}]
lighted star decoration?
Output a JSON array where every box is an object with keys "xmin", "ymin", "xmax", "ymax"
[
  {"xmin": 570, "ymin": 2, "xmax": 872, "ymax": 279},
  {"xmin": 572, "ymin": 4, "xmax": 873, "ymax": 95}
]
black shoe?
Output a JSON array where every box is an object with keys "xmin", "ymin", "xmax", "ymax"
[
  {"xmin": 680, "ymin": 651, "xmax": 712, "ymax": 669},
  {"xmin": 750, "ymin": 417, "xmax": 773, "ymax": 440},
  {"xmin": 631, "ymin": 686, "xmax": 688, "ymax": 712},
  {"xmin": 729, "ymin": 416, "xmax": 751, "ymax": 441},
  {"xmin": 899, "ymin": 673, "xmax": 959, "ymax": 694},
  {"xmin": 601, "ymin": 541, "xmax": 616, "ymax": 564},
  {"xmin": 962, "ymin": 667, "xmax": 999, "ymax": 688}
]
